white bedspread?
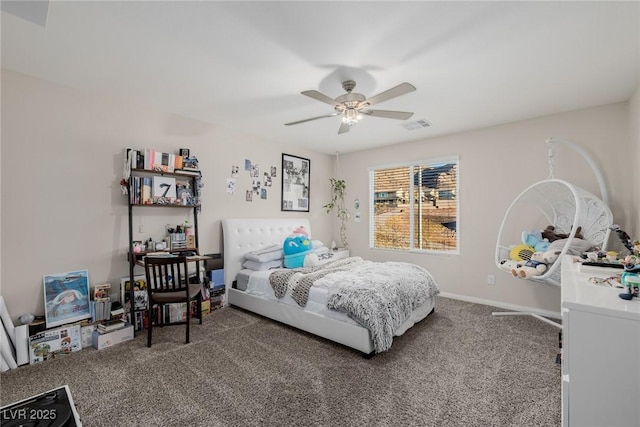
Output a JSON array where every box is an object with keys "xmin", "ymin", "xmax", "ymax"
[
  {"xmin": 242, "ymin": 268, "xmax": 435, "ymax": 335},
  {"xmin": 245, "ymin": 270, "xmax": 356, "ymax": 324}
]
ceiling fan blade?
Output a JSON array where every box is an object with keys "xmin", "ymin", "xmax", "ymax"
[
  {"xmin": 361, "ymin": 109, "xmax": 414, "ymax": 120},
  {"xmin": 338, "ymin": 122, "xmax": 351, "ymax": 134},
  {"xmin": 285, "ymin": 112, "xmax": 339, "ymax": 126},
  {"xmin": 301, "ymin": 90, "xmax": 340, "ymax": 107},
  {"xmin": 363, "ymin": 82, "xmax": 416, "ymax": 107}
]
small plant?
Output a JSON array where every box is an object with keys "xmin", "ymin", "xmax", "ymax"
[{"xmin": 324, "ymin": 178, "xmax": 349, "ymax": 248}]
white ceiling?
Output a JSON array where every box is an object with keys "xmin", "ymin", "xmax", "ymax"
[{"xmin": 2, "ymin": 1, "xmax": 639, "ymax": 154}]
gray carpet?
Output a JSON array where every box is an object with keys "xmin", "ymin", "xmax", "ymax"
[{"xmin": 0, "ymin": 296, "xmax": 561, "ymax": 426}]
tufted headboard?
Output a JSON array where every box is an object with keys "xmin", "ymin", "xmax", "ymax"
[{"xmin": 221, "ymin": 218, "xmax": 311, "ymax": 292}]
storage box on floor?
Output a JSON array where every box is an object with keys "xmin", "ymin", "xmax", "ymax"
[
  {"xmin": 92, "ymin": 323, "xmax": 134, "ymax": 350},
  {"xmin": 28, "ymin": 324, "xmax": 82, "ymax": 364}
]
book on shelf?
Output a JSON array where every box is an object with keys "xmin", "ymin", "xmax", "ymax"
[
  {"xmin": 174, "ymin": 168, "xmax": 201, "ymax": 176},
  {"xmin": 143, "ymin": 148, "xmax": 178, "ymax": 173},
  {"xmin": 89, "ymin": 300, "xmax": 112, "ymax": 322},
  {"xmin": 110, "ymin": 305, "xmax": 125, "ymax": 319},
  {"xmin": 174, "ymin": 154, "xmax": 183, "ymax": 171},
  {"xmin": 141, "ymin": 176, "xmax": 152, "ymax": 204},
  {"xmin": 130, "ymin": 148, "xmax": 195, "ymax": 175}
]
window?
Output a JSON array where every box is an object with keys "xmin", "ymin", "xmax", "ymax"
[{"xmin": 369, "ymin": 157, "xmax": 459, "ymax": 253}]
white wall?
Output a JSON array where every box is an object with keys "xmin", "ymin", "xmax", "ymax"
[
  {"xmin": 1, "ymin": 69, "xmax": 637, "ymax": 322},
  {"xmin": 0, "ymin": 70, "xmax": 333, "ymax": 321},
  {"xmin": 337, "ymin": 102, "xmax": 634, "ymax": 313}
]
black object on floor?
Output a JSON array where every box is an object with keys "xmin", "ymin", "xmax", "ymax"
[{"xmin": 0, "ymin": 385, "xmax": 81, "ymax": 427}]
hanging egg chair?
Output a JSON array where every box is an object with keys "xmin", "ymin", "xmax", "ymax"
[{"xmin": 493, "ymin": 138, "xmax": 613, "ymax": 326}]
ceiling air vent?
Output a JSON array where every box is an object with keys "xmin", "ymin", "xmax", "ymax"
[{"xmin": 401, "ymin": 119, "xmax": 432, "ymax": 131}]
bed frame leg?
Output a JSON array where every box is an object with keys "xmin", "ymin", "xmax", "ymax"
[{"xmin": 363, "ymin": 351, "xmax": 375, "ymax": 359}]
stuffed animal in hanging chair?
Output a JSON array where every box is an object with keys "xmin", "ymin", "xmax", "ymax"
[
  {"xmin": 541, "ymin": 225, "xmax": 583, "ymax": 242},
  {"xmin": 522, "ymin": 230, "xmax": 550, "ymax": 252},
  {"xmin": 512, "ymin": 251, "xmax": 549, "ymax": 279}
]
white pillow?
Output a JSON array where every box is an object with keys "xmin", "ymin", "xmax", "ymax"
[
  {"xmin": 311, "ymin": 240, "xmax": 324, "ymax": 249},
  {"xmin": 548, "ymin": 238, "xmax": 595, "ymax": 255},
  {"xmin": 244, "ymin": 244, "xmax": 283, "ymax": 262},
  {"xmin": 242, "ymin": 259, "xmax": 283, "ymax": 271}
]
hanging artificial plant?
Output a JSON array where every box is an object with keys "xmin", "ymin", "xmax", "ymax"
[{"xmin": 324, "ymin": 177, "xmax": 350, "ymax": 248}]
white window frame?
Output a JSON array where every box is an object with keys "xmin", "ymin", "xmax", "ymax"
[{"xmin": 368, "ymin": 156, "xmax": 460, "ymax": 255}]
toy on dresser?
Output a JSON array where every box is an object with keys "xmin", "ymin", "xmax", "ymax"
[
  {"xmin": 619, "ymin": 262, "xmax": 640, "ymax": 301},
  {"xmin": 607, "ymin": 225, "xmax": 640, "ymax": 301}
]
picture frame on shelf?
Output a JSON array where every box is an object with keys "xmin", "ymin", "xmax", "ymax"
[
  {"xmin": 281, "ymin": 153, "xmax": 310, "ymax": 212},
  {"xmin": 152, "ymin": 176, "xmax": 177, "ymax": 203},
  {"xmin": 43, "ymin": 270, "xmax": 92, "ymax": 328},
  {"xmin": 176, "ymin": 180, "xmax": 194, "ymax": 206}
]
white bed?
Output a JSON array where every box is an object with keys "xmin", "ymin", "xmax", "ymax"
[{"xmin": 222, "ymin": 218, "xmax": 438, "ymax": 355}]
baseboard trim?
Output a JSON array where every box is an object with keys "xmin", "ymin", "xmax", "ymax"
[{"xmin": 438, "ymin": 292, "xmax": 562, "ymax": 320}]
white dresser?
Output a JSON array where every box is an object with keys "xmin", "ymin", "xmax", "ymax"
[{"xmin": 561, "ymin": 256, "xmax": 640, "ymax": 427}]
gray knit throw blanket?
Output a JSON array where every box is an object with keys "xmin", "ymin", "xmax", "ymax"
[
  {"xmin": 319, "ymin": 261, "xmax": 439, "ymax": 352},
  {"xmin": 269, "ymin": 257, "xmax": 440, "ymax": 352},
  {"xmin": 269, "ymin": 257, "xmax": 364, "ymax": 307}
]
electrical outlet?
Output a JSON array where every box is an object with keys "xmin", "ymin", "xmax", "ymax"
[
  {"xmin": 487, "ymin": 274, "xmax": 495, "ymax": 285},
  {"xmin": 138, "ymin": 224, "xmax": 144, "ymax": 233}
]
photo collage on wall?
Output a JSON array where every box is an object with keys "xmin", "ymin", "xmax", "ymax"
[{"xmin": 227, "ymin": 159, "xmax": 277, "ymax": 202}]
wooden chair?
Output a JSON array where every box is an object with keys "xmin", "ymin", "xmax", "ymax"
[{"xmin": 144, "ymin": 256, "xmax": 202, "ymax": 347}]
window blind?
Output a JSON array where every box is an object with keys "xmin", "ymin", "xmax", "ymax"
[{"xmin": 369, "ymin": 158, "xmax": 459, "ymax": 253}]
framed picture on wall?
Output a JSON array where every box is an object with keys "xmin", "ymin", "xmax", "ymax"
[
  {"xmin": 281, "ymin": 153, "xmax": 310, "ymax": 212},
  {"xmin": 43, "ymin": 269, "xmax": 92, "ymax": 328}
]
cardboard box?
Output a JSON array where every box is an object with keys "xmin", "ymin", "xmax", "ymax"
[
  {"xmin": 28, "ymin": 325, "xmax": 82, "ymax": 364},
  {"xmin": 92, "ymin": 324, "xmax": 134, "ymax": 350}
]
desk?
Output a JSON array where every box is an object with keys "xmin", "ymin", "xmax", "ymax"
[
  {"xmin": 132, "ymin": 250, "xmax": 211, "ymax": 267},
  {"xmin": 131, "ymin": 251, "xmax": 211, "ymax": 284},
  {"xmin": 561, "ymin": 256, "xmax": 640, "ymax": 427}
]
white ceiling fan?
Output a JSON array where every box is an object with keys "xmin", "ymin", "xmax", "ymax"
[{"xmin": 285, "ymin": 80, "xmax": 416, "ymax": 134}]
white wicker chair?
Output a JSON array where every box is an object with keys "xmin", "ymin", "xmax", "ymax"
[{"xmin": 492, "ymin": 138, "xmax": 613, "ymax": 327}]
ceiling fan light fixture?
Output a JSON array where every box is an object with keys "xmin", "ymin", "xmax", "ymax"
[
  {"xmin": 342, "ymin": 108, "xmax": 360, "ymax": 126},
  {"xmin": 286, "ymin": 80, "xmax": 416, "ymax": 134}
]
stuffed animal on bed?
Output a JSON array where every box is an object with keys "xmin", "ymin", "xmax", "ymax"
[{"xmin": 283, "ymin": 226, "xmax": 319, "ymax": 268}]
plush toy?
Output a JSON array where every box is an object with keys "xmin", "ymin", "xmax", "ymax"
[
  {"xmin": 522, "ymin": 230, "xmax": 550, "ymax": 252},
  {"xmin": 498, "ymin": 259, "xmax": 522, "ymax": 272},
  {"xmin": 283, "ymin": 235, "xmax": 313, "ymax": 268},
  {"xmin": 512, "ymin": 251, "xmax": 548, "ymax": 279},
  {"xmin": 510, "ymin": 244, "xmax": 535, "ymax": 262},
  {"xmin": 541, "ymin": 225, "xmax": 583, "ymax": 242},
  {"xmin": 540, "ymin": 249, "xmax": 562, "ymax": 265},
  {"xmin": 283, "ymin": 225, "xmax": 320, "ymax": 268},
  {"xmin": 292, "ymin": 225, "xmax": 309, "ymax": 237}
]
